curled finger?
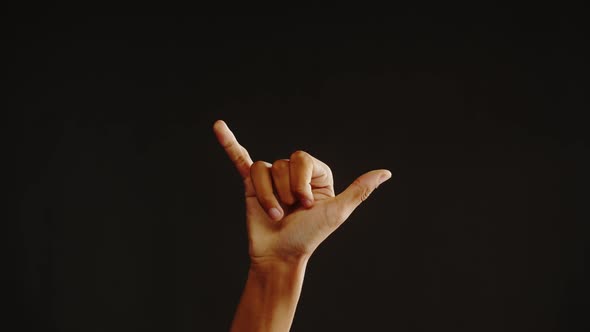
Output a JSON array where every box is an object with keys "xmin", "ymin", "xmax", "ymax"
[{"xmin": 250, "ymin": 161, "xmax": 283, "ymax": 221}]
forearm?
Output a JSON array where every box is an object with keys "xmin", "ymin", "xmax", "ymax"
[{"xmin": 230, "ymin": 257, "xmax": 309, "ymax": 332}]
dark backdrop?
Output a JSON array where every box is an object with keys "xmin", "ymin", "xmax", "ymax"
[{"xmin": 13, "ymin": 5, "xmax": 589, "ymax": 332}]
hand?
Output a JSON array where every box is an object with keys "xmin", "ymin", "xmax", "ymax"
[{"xmin": 213, "ymin": 120, "xmax": 392, "ymax": 264}]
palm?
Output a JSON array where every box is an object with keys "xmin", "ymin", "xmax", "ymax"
[{"xmin": 244, "ymin": 180, "xmax": 337, "ymax": 259}]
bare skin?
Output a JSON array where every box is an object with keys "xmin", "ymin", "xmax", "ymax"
[{"xmin": 213, "ymin": 120, "xmax": 391, "ymax": 332}]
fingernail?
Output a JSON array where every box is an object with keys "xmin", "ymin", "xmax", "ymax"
[
  {"xmin": 377, "ymin": 171, "xmax": 392, "ymax": 186},
  {"xmin": 268, "ymin": 207, "xmax": 282, "ymax": 221},
  {"xmin": 302, "ymin": 199, "xmax": 313, "ymax": 208}
]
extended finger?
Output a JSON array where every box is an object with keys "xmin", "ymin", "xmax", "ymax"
[
  {"xmin": 334, "ymin": 169, "xmax": 392, "ymax": 222},
  {"xmin": 250, "ymin": 161, "xmax": 283, "ymax": 221},
  {"xmin": 213, "ymin": 120, "xmax": 253, "ymax": 179},
  {"xmin": 271, "ymin": 159, "xmax": 296, "ymax": 206}
]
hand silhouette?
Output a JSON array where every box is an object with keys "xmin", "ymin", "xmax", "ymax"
[{"xmin": 213, "ymin": 120, "xmax": 392, "ymax": 264}]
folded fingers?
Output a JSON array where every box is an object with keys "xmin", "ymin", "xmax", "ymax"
[{"xmin": 251, "ymin": 152, "xmax": 326, "ymax": 221}]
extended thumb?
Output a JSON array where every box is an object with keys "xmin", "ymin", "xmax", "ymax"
[{"xmin": 335, "ymin": 169, "xmax": 392, "ymax": 220}]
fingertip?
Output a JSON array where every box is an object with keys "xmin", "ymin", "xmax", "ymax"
[
  {"xmin": 302, "ymin": 198, "xmax": 313, "ymax": 208},
  {"xmin": 213, "ymin": 119, "xmax": 226, "ymax": 132},
  {"xmin": 213, "ymin": 120, "xmax": 235, "ymax": 147},
  {"xmin": 268, "ymin": 207, "xmax": 283, "ymax": 221}
]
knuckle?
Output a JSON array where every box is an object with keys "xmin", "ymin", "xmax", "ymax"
[
  {"xmin": 250, "ymin": 160, "xmax": 269, "ymax": 177},
  {"xmin": 250, "ymin": 160, "xmax": 269, "ymax": 173},
  {"xmin": 233, "ymin": 152, "xmax": 248, "ymax": 166},
  {"xmin": 292, "ymin": 184, "xmax": 310, "ymax": 196},
  {"xmin": 290, "ymin": 150, "xmax": 309, "ymax": 161},
  {"xmin": 353, "ymin": 179, "xmax": 372, "ymax": 203},
  {"xmin": 238, "ymin": 146, "xmax": 251, "ymax": 162},
  {"xmin": 324, "ymin": 164, "xmax": 333, "ymax": 176},
  {"xmin": 252, "ymin": 160, "xmax": 267, "ymax": 168},
  {"xmin": 280, "ymin": 194, "xmax": 296, "ymax": 205},
  {"xmin": 259, "ymin": 194, "xmax": 278, "ymax": 207},
  {"xmin": 271, "ymin": 159, "xmax": 289, "ymax": 173},
  {"xmin": 360, "ymin": 189, "xmax": 371, "ymax": 202},
  {"xmin": 221, "ymin": 138, "xmax": 236, "ymax": 149}
]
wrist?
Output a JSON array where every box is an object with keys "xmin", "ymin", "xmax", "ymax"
[
  {"xmin": 248, "ymin": 255, "xmax": 309, "ymax": 279},
  {"xmin": 231, "ymin": 256, "xmax": 308, "ymax": 332}
]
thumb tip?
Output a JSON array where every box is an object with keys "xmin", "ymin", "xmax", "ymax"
[
  {"xmin": 336, "ymin": 169, "xmax": 392, "ymax": 214},
  {"xmin": 382, "ymin": 169, "xmax": 392, "ymax": 178},
  {"xmin": 357, "ymin": 169, "xmax": 392, "ymax": 188},
  {"xmin": 376, "ymin": 169, "xmax": 392, "ymax": 186}
]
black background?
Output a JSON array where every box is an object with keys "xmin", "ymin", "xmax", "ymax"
[{"xmin": 13, "ymin": 4, "xmax": 589, "ymax": 332}]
